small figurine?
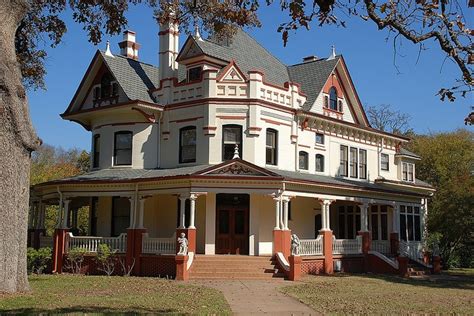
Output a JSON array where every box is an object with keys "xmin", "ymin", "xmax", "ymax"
[
  {"xmin": 291, "ymin": 234, "xmax": 301, "ymax": 256},
  {"xmin": 177, "ymin": 232, "xmax": 188, "ymax": 255}
]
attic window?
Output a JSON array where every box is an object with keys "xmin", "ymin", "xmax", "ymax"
[
  {"xmin": 99, "ymin": 73, "xmax": 119, "ymax": 99},
  {"xmin": 187, "ymin": 66, "xmax": 202, "ymax": 82},
  {"xmin": 329, "ymin": 87, "xmax": 338, "ymax": 111}
]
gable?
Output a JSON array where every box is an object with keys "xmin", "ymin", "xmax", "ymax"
[
  {"xmin": 216, "ymin": 61, "xmax": 247, "ymax": 83},
  {"xmin": 176, "ymin": 36, "xmax": 205, "ymax": 62},
  {"xmin": 196, "ymin": 159, "xmax": 280, "ymax": 178}
]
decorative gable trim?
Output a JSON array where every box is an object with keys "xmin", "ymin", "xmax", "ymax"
[
  {"xmin": 195, "ymin": 159, "xmax": 280, "ymax": 178},
  {"xmin": 216, "ymin": 60, "xmax": 247, "ymax": 83},
  {"xmin": 176, "ymin": 36, "xmax": 204, "ymax": 62}
]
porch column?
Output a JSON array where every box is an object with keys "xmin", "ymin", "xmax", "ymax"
[
  {"xmin": 273, "ymin": 195, "xmax": 290, "ymax": 258},
  {"xmin": 358, "ymin": 202, "xmax": 371, "ymax": 255},
  {"xmin": 128, "ymin": 196, "xmax": 136, "ymax": 229},
  {"xmin": 189, "ymin": 194, "xmax": 197, "ymax": 229},
  {"xmin": 319, "ymin": 199, "xmax": 334, "ymax": 274},
  {"xmin": 421, "ymin": 198, "xmax": 428, "ymax": 241},
  {"xmin": 274, "ymin": 196, "xmax": 281, "ymax": 230},
  {"xmin": 61, "ymin": 199, "xmax": 71, "ymax": 229},
  {"xmin": 179, "ymin": 195, "xmax": 186, "ymax": 229},
  {"xmin": 282, "ymin": 196, "xmax": 290, "ymax": 230},
  {"xmin": 136, "ymin": 196, "xmax": 147, "ymax": 229},
  {"xmin": 390, "ymin": 202, "xmax": 400, "ymax": 256},
  {"xmin": 126, "ymin": 195, "xmax": 146, "ymax": 276}
]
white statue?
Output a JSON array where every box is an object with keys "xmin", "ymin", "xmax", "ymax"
[
  {"xmin": 291, "ymin": 234, "xmax": 301, "ymax": 256},
  {"xmin": 177, "ymin": 232, "xmax": 188, "ymax": 255}
]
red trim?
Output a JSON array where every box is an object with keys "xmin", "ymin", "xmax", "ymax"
[
  {"xmin": 248, "ymin": 70, "xmax": 307, "ymax": 98},
  {"xmin": 216, "ymin": 60, "xmax": 248, "ymax": 82},
  {"xmin": 334, "ymin": 68, "xmax": 359, "ymax": 125},
  {"xmin": 162, "ymin": 131, "xmax": 170, "ymax": 135},
  {"xmin": 170, "ymin": 116, "xmax": 203, "ymax": 123},
  {"xmin": 94, "ymin": 122, "xmax": 145, "ymax": 130},
  {"xmin": 158, "ymin": 29, "xmax": 179, "ymax": 36},
  {"xmin": 248, "ymin": 127, "xmax": 262, "ymax": 131},
  {"xmin": 158, "ymin": 50, "xmax": 178, "ymax": 55},
  {"xmin": 62, "ymin": 100, "xmax": 163, "ymax": 118},
  {"xmin": 202, "ymin": 126, "xmax": 217, "ymax": 130},
  {"xmin": 131, "ymin": 107, "xmax": 156, "ymax": 123},
  {"xmin": 216, "ymin": 115, "xmax": 247, "ymax": 120}
]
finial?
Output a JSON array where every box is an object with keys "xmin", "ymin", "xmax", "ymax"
[
  {"xmin": 233, "ymin": 144, "xmax": 240, "ymax": 159},
  {"xmin": 327, "ymin": 45, "xmax": 336, "ymax": 60},
  {"xmin": 105, "ymin": 40, "xmax": 114, "ymax": 57},
  {"xmin": 194, "ymin": 19, "xmax": 202, "ymax": 41}
]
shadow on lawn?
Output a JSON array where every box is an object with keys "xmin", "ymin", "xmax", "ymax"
[
  {"xmin": 0, "ymin": 306, "xmax": 181, "ymax": 315},
  {"xmin": 325, "ymin": 272, "xmax": 474, "ymax": 290}
]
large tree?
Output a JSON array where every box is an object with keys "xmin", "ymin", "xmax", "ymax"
[{"xmin": 0, "ymin": 0, "xmax": 471, "ymax": 293}]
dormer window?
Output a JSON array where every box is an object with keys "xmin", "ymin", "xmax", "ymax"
[
  {"xmin": 402, "ymin": 162, "xmax": 415, "ymax": 182},
  {"xmin": 329, "ymin": 87, "xmax": 338, "ymax": 111},
  {"xmin": 187, "ymin": 66, "xmax": 202, "ymax": 82}
]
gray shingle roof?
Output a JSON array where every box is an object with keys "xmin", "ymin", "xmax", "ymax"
[
  {"xmin": 100, "ymin": 51, "xmax": 160, "ymax": 103},
  {"xmin": 397, "ymin": 148, "xmax": 421, "ymax": 159},
  {"xmin": 195, "ymin": 30, "xmax": 290, "ymax": 86},
  {"xmin": 288, "ymin": 57, "xmax": 340, "ymax": 110}
]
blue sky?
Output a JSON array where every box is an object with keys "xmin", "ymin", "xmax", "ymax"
[{"xmin": 27, "ymin": 4, "xmax": 472, "ymax": 151}]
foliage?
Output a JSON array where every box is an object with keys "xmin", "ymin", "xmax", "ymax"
[
  {"xmin": 366, "ymin": 104, "xmax": 413, "ymax": 136},
  {"xmin": 26, "ymin": 247, "xmax": 52, "ymax": 275},
  {"xmin": 119, "ymin": 257, "xmax": 135, "ymax": 277},
  {"xmin": 407, "ymin": 130, "xmax": 474, "ymax": 268},
  {"xmin": 96, "ymin": 244, "xmax": 116, "ymax": 276},
  {"xmin": 64, "ymin": 247, "xmax": 87, "ymax": 274}
]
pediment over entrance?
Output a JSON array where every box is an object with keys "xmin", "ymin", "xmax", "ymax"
[{"xmin": 196, "ymin": 159, "xmax": 280, "ymax": 178}]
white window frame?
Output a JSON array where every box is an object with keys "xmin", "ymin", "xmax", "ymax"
[{"xmin": 401, "ymin": 162, "xmax": 415, "ymax": 182}]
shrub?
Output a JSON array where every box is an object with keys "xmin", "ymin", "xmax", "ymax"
[
  {"xmin": 65, "ymin": 247, "xmax": 87, "ymax": 274},
  {"xmin": 27, "ymin": 247, "xmax": 52, "ymax": 274},
  {"xmin": 96, "ymin": 244, "xmax": 117, "ymax": 276}
]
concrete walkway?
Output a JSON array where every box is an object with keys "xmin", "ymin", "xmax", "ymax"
[{"xmin": 192, "ymin": 279, "xmax": 317, "ymax": 315}]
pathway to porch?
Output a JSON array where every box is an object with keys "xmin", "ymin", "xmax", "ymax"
[{"xmin": 193, "ymin": 279, "xmax": 317, "ymax": 315}]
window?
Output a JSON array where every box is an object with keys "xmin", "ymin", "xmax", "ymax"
[
  {"xmin": 338, "ymin": 100, "xmax": 343, "ymax": 112},
  {"xmin": 222, "ymin": 125, "xmax": 242, "ymax": 160},
  {"xmin": 187, "ymin": 66, "xmax": 202, "ymax": 82},
  {"xmin": 93, "ymin": 86, "xmax": 101, "ymax": 100},
  {"xmin": 329, "ymin": 87, "xmax": 338, "ymax": 111},
  {"xmin": 114, "ymin": 131, "xmax": 133, "ymax": 166},
  {"xmin": 100, "ymin": 73, "xmax": 113, "ymax": 98},
  {"xmin": 381, "ymin": 153, "xmax": 389, "ymax": 171},
  {"xmin": 400, "ymin": 205, "xmax": 422, "ymax": 241},
  {"xmin": 92, "ymin": 134, "xmax": 100, "ymax": 168},
  {"xmin": 315, "ymin": 154, "xmax": 324, "ymax": 172},
  {"xmin": 266, "ymin": 129, "xmax": 278, "ymax": 165},
  {"xmin": 315, "ymin": 133, "xmax": 325, "ymax": 145},
  {"xmin": 337, "ymin": 205, "xmax": 360, "ymax": 239},
  {"xmin": 340, "ymin": 145, "xmax": 348, "ymax": 176},
  {"xmin": 350, "ymin": 147, "xmax": 358, "ymax": 178},
  {"xmin": 298, "ymin": 151, "xmax": 308, "ymax": 170},
  {"xmin": 402, "ymin": 162, "xmax": 415, "ymax": 182},
  {"xmin": 111, "ymin": 197, "xmax": 130, "ymax": 236},
  {"xmin": 359, "ymin": 149, "xmax": 367, "ymax": 179},
  {"xmin": 369, "ymin": 205, "xmax": 388, "ymax": 240},
  {"xmin": 179, "ymin": 126, "xmax": 196, "ymax": 163}
]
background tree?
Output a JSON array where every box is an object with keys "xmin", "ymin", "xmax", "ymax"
[
  {"xmin": 366, "ymin": 104, "xmax": 414, "ymax": 136},
  {"xmin": 1, "ymin": 0, "xmax": 471, "ymax": 293}
]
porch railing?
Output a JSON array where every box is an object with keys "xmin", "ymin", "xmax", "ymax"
[
  {"xmin": 371, "ymin": 240, "xmax": 391, "ymax": 255},
  {"xmin": 66, "ymin": 233, "xmax": 127, "ymax": 253},
  {"xmin": 399, "ymin": 240, "xmax": 424, "ymax": 262},
  {"xmin": 39, "ymin": 235, "xmax": 53, "ymax": 248},
  {"xmin": 332, "ymin": 236, "xmax": 362, "ymax": 255},
  {"xmin": 142, "ymin": 234, "xmax": 175, "ymax": 255},
  {"xmin": 300, "ymin": 236, "xmax": 323, "ymax": 256}
]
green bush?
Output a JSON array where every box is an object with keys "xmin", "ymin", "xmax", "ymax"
[
  {"xmin": 27, "ymin": 247, "xmax": 52, "ymax": 274},
  {"xmin": 65, "ymin": 247, "xmax": 87, "ymax": 274},
  {"xmin": 96, "ymin": 244, "xmax": 117, "ymax": 276}
]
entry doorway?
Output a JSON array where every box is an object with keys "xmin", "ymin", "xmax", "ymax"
[{"xmin": 215, "ymin": 194, "xmax": 250, "ymax": 255}]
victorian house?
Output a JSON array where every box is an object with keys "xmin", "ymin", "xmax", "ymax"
[{"xmin": 30, "ymin": 21, "xmax": 437, "ymax": 280}]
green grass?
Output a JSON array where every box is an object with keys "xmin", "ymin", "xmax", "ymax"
[
  {"xmin": 281, "ymin": 274, "xmax": 474, "ymax": 314},
  {"xmin": 445, "ymin": 268, "xmax": 474, "ymax": 277},
  {"xmin": 0, "ymin": 275, "xmax": 231, "ymax": 315}
]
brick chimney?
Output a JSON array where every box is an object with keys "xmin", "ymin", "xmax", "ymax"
[
  {"xmin": 158, "ymin": 20, "xmax": 179, "ymax": 80},
  {"xmin": 119, "ymin": 30, "xmax": 140, "ymax": 60}
]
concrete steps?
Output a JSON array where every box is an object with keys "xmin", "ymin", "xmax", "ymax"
[
  {"xmin": 408, "ymin": 262, "xmax": 431, "ymax": 277},
  {"xmin": 189, "ymin": 255, "xmax": 285, "ymax": 280}
]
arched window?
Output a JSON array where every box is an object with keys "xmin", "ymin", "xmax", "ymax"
[
  {"xmin": 329, "ymin": 87, "xmax": 338, "ymax": 111},
  {"xmin": 92, "ymin": 134, "xmax": 100, "ymax": 168},
  {"xmin": 266, "ymin": 128, "xmax": 278, "ymax": 165},
  {"xmin": 100, "ymin": 73, "xmax": 114, "ymax": 98},
  {"xmin": 298, "ymin": 151, "xmax": 308, "ymax": 170},
  {"xmin": 114, "ymin": 131, "xmax": 133, "ymax": 166},
  {"xmin": 315, "ymin": 154, "xmax": 324, "ymax": 172},
  {"xmin": 179, "ymin": 126, "xmax": 196, "ymax": 163},
  {"xmin": 222, "ymin": 125, "xmax": 242, "ymax": 160}
]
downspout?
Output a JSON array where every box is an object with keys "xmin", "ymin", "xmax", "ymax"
[
  {"xmin": 156, "ymin": 111, "xmax": 163, "ymax": 169},
  {"xmin": 133, "ymin": 183, "xmax": 139, "ymax": 228},
  {"xmin": 56, "ymin": 186, "xmax": 63, "ymax": 228},
  {"xmin": 377, "ymin": 138, "xmax": 384, "ymax": 179}
]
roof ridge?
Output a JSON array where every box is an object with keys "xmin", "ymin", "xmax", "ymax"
[
  {"xmin": 289, "ymin": 55, "xmax": 341, "ymax": 68},
  {"xmin": 99, "ymin": 50, "xmax": 159, "ymax": 69}
]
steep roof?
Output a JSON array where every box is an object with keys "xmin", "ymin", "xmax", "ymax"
[
  {"xmin": 100, "ymin": 51, "xmax": 160, "ymax": 103},
  {"xmin": 194, "ymin": 29, "xmax": 290, "ymax": 85},
  {"xmin": 288, "ymin": 57, "xmax": 340, "ymax": 110}
]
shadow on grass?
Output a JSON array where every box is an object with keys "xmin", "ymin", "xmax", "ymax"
[
  {"xmin": 317, "ymin": 272, "xmax": 474, "ymax": 290},
  {"xmin": 0, "ymin": 306, "xmax": 181, "ymax": 315}
]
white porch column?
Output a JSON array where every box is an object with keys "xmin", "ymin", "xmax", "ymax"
[
  {"xmin": 61, "ymin": 199, "xmax": 71, "ymax": 229},
  {"xmin": 421, "ymin": 198, "xmax": 428, "ymax": 240},
  {"xmin": 320, "ymin": 199, "xmax": 332, "ymax": 231},
  {"xmin": 359, "ymin": 202, "xmax": 369, "ymax": 232},
  {"xmin": 282, "ymin": 196, "xmax": 290, "ymax": 230},
  {"xmin": 189, "ymin": 194, "xmax": 197, "ymax": 229},
  {"xmin": 128, "ymin": 196, "xmax": 136, "ymax": 229},
  {"xmin": 179, "ymin": 195, "xmax": 187, "ymax": 229},
  {"xmin": 137, "ymin": 197, "xmax": 147, "ymax": 229},
  {"xmin": 392, "ymin": 202, "xmax": 400, "ymax": 233},
  {"xmin": 273, "ymin": 196, "xmax": 281, "ymax": 230}
]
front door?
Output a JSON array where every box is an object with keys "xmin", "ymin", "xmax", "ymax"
[{"xmin": 216, "ymin": 194, "xmax": 249, "ymax": 255}]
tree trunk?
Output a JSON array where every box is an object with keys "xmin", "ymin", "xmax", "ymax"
[{"xmin": 0, "ymin": 0, "xmax": 41, "ymax": 293}]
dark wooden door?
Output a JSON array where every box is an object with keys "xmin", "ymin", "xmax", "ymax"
[{"xmin": 216, "ymin": 194, "xmax": 249, "ymax": 255}]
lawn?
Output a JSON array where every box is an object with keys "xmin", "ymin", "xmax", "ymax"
[
  {"xmin": 0, "ymin": 275, "xmax": 231, "ymax": 315},
  {"xmin": 281, "ymin": 273, "xmax": 474, "ymax": 314}
]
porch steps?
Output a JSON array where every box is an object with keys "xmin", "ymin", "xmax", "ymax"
[
  {"xmin": 189, "ymin": 255, "xmax": 285, "ymax": 280},
  {"xmin": 407, "ymin": 262, "xmax": 431, "ymax": 277}
]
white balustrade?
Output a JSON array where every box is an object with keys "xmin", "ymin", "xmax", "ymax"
[
  {"xmin": 371, "ymin": 240, "xmax": 391, "ymax": 255},
  {"xmin": 399, "ymin": 240, "xmax": 423, "ymax": 261},
  {"xmin": 142, "ymin": 234, "xmax": 175, "ymax": 255},
  {"xmin": 332, "ymin": 236, "xmax": 362, "ymax": 255},
  {"xmin": 39, "ymin": 235, "xmax": 53, "ymax": 248},
  {"xmin": 66, "ymin": 233, "xmax": 127, "ymax": 253},
  {"xmin": 300, "ymin": 236, "xmax": 323, "ymax": 256}
]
